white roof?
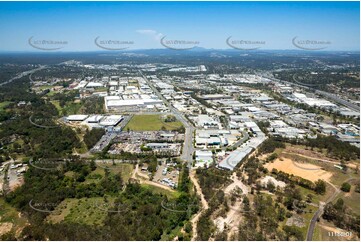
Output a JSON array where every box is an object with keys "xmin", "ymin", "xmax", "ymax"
[
  {"xmin": 293, "ymin": 92, "xmax": 307, "ymax": 99},
  {"xmin": 85, "ymin": 115, "xmax": 103, "ymax": 123},
  {"xmin": 196, "ymin": 150, "xmax": 213, "ymax": 157},
  {"xmin": 86, "ymin": 82, "xmax": 103, "ymax": 88},
  {"xmin": 67, "ymin": 115, "xmax": 89, "ymax": 121},
  {"xmin": 99, "ymin": 115, "xmax": 123, "ymax": 126},
  {"xmin": 108, "ymin": 81, "xmax": 118, "ymax": 86},
  {"xmin": 219, "ymin": 147, "xmax": 253, "ymax": 170}
]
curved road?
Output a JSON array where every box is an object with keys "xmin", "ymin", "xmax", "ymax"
[
  {"xmin": 306, "ymin": 177, "xmax": 356, "ymax": 240},
  {"xmin": 0, "ymin": 66, "xmax": 46, "ymax": 87}
]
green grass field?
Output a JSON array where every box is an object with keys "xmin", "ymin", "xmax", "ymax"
[
  {"xmin": 47, "ymin": 197, "xmax": 116, "ymax": 226},
  {"xmin": 85, "ymin": 163, "xmax": 134, "ymax": 184},
  {"xmin": 313, "ymin": 220, "xmax": 358, "ymax": 241},
  {"xmin": 38, "ymin": 85, "xmax": 53, "ymax": 90},
  {"xmin": 335, "ymin": 182, "xmax": 360, "ymax": 215},
  {"xmin": 0, "ymin": 198, "xmax": 28, "ymax": 236},
  {"xmin": 63, "ymin": 102, "xmax": 82, "ymax": 115},
  {"xmin": 141, "ymin": 184, "xmax": 180, "ymax": 199},
  {"xmin": 50, "ymin": 100, "xmax": 62, "ymax": 114},
  {"xmin": 0, "ymin": 101, "xmax": 12, "ymax": 111},
  {"xmin": 124, "ymin": 114, "xmax": 183, "ymax": 131}
]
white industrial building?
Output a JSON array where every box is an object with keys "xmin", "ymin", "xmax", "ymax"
[
  {"xmin": 66, "ymin": 115, "xmax": 89, "ymax": 121},
  {"xmin": 105, "ymin": 96, "xmax": 163, "ymax": 111},
  {"xmin": 99, "ymin": 115, "xmax": 123, "ymax": 126},
  {"xmin": 195, "ymin": 150, "xmax": 213, "ymax": 168}
]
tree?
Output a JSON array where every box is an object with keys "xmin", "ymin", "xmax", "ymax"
[
  {"xmin": 306, "ymin": 194, "xmax": 313, "ymax": 203},
  {"xmin": 315, "ymin": 179, "xmax": 326, "ymax": 195},
  {"xmin": 267, "ymin": 180, "xmax": 276, "ymax": 193},
  {"xmin": 341, "ymin": 182, "xmax": 351, "ymax": 192}
]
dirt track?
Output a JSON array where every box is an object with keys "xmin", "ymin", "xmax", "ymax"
[
  {"xmin": 189, "ymin": 170, "xmax": 209, "ymax": 241},
  {"xmin": 132, "ymin": 164, "xmax": 173, "ymax": 192}
]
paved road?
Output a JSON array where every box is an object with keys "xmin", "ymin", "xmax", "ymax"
[
  {"xmin": 229, "ymin": 130, "xmax": 249, "ymax": 149},
  {"xmin": 306, "ymin": 178, "xmax": 355, "ymax": 241},
  {"xmin": 0, "ymin": 66, "xmax": 47, "ymax": 87},
  {"xmin": 265, "ymin": 76, "xmax": 359, "ymax": 112},
  {"xmin": 139, "ymin": 71, "xmax": 195, "ymax": 168}
]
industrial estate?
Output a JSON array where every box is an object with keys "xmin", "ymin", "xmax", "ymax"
[{"xmin": 0, "ymin": 1, "xmax": 360, "ymax": 241}]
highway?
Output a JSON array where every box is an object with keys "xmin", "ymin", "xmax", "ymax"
[
  {"xmin": 264, "ymin": 75, "xmax": 359, "ymax": 112},
  {"xmin": 0, "ymin": 65, "xmax": 47, "ymax": 87},
  {"xmin": 139, "ymin": 71, "xmax": 195, "ymax": 168}
]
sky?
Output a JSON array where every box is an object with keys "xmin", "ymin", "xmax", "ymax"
[{"xmin": 0, "ymin": 1, "xmax": 359, "ymax": 52}]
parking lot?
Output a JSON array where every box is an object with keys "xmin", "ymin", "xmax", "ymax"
[
  {"xmin": 0, "ymin": 161, "xmax": 27, "ymax": 194},
  {"xmin": 91, "ymin": 132, "xmax": 117, "ymax": 153},
  {"xmin": 153, "ymin": 160, "xmax": 180, "ymax": 189}
]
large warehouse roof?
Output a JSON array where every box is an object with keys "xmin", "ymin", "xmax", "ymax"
[{"xmin": 67, "ymin": 115, "xmax": 89, "ymax": 121}]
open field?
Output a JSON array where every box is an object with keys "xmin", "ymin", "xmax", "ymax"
[
  {"xmin": 313, "ymin": 220, "xmax": 358, "ymax": 241},
  {"xmin": 284, "ymin": 145, "xmax": 359, "ymax": 167},
  {"xmin": 49, "ymin": 99, "xmax": 82, "ymax": 115},
  {"xmin": 62, "ymin": 102, "xmax": 82, "ymax": 115},
  {"xmin": 264, "ymin": 158, "xmax": 333, "ymax": 182},
  {"xmin": 85, "ymin": 163, "xmax": 134, "ymax": 184},
  {"xmin": 296, "ymin": 184, "xmax": 332, "ymax": 204},
  {"xmin": 0, "ymin": 198, "xmax": 27, "ymax": 237},
  {"xmin": 141, "ymin": 184, "xmax": 180, "ymax": 199},
  {"xmin": 0, "ymin": 101, "xmax": 12, "ymax": 111},
  {"xmin": 47, "ymin": 197, "xmax": 116, "ymax": 226},
  {"xmin": 279, "ymin": 149, "xmax": 359, "ymax": 187},
  {"xmin": 124, "ymin": 114, "xmax": 183, "ymax": 131},
  {"xmin": 50, "ymin": 100, "xmax": 62, "ymax": 114},
  {"xmin": 38, "ymin": 85, "xmax": 53, "ymax": 90},
  {"xmin": 335, "ymin": 181, "xmax": 360, "ymax": 214}
]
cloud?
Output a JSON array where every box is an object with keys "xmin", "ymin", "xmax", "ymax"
[{"xmin": 136, "ymin": 29, "xmax": 163, "ymax": 41}]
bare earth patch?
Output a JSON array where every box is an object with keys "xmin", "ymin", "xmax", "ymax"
[
  {"xmin": 0, "ymin": 222, "xmax": 13, "ymax": 236},
  {"xmin": 319, "ymin": 224, "xmax": 357, "ymax": 241},
  {"xmin": 286, "ymin": 214, "xmax": 305, "ymax": 227},
  {"xmin": 264, "ymin": 158, "xmax": 333, "ymax": 182}
]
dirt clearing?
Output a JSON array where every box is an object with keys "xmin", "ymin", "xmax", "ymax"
[
  {"xmin": 0, "ymin": 222, "xmax": 13, "ymax": 236},
  {"xmin": 264, "ymin": 158, "xmax": 333, "ymax": 182}
]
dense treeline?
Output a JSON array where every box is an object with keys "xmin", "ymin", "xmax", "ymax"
[
  {"xmin": 276, "ymin": 69, "xmax": 360, "ymax": 90},
  {"xmin": 259, "ymin": 135, "xmax": 359, "ymax": 161},
  {"xmin": 323, "ymin": 198, "xmax": 360, "ymax": 237},
  {"xmin": 237, "ymin": 193, "xmax": 304, "ymax": 240},
  {"xmin": 195, "ymin": 168, "xmax": 231, "ymax": 240},
  {"xmin": 270, "ymin": 169, "xmax": 326, "ymax": 194},
  {"xmin": 80, "ymin": 96, "xmax": 105, "ymax": 114},
  {"xmin": 196, "ymin": 210, "xmax": 215, "ymax": 240},
  {"xmin": 3, "ymin": 158, "xmax": 198, "ymax": 240},
  {"xmin": 178, "ymin": 164, "xmax": 191, "ymax": 193},
  {"xmin": 257, "ymin": 137, "xmax": 285, "ymax": 154},
  {"xmin": 0, "ymin": 111, "xmax": 80, "ymax": 159},
  {"xmin": 243, "ymin": 156, "xmax": 265, "ymax": 185},
  {"xmin": 304, "ymin": 135, "xmax": 359, "ymax": 161},
  {"xmin": 196, "ymin": 168, "xmax": 230, "ymax": 202},
  {"xmin": 0, "ymin": 77, "xmax": 80, "ymax": 160},
  {"xmin": 83, "ymin": 128, "xmax": 105, "ymax": 149}
]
